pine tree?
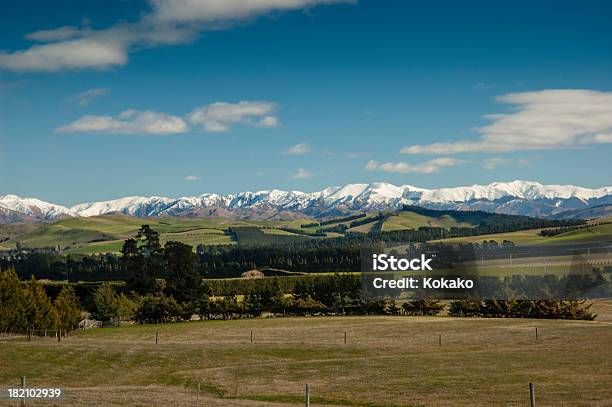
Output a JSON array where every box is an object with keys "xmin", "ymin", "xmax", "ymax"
[
  {"xmin": 54, "ymin": 286, "xmax": 82, "ymax": 332},
  {"xmin": 91, "ymin": 282, "xmax": 119, "ymax": 321},
  {"xmin": 24, "ymin": 276, "xmax": 59, "ymax": 332},
  {"xmin": 163, "ymin": 241, "xmax": 200, "ymax": 303},
  {"xmin": 0, "ymin": 267, "xmax": 28, "ymax": 333}
]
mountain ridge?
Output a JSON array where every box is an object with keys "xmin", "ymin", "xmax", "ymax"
[{"xmin": 2, "ymin": 180, "xmax": 612, "ymax": 224}]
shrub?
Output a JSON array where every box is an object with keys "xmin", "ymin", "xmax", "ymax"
[
  {"xmin": 402, "ymin": 299, "xmax": 445, "ymax": 316},
  {"xmin": 135, "ymin": 295, "xmax": 186, "ymax": 324},
  {"xmin": 448, "ymin": 299, "xmax": 483, "ymax": 317}
]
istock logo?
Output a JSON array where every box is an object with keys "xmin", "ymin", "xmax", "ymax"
[{"xmin": 372, "ymin": 253, "xmax": 433, "ymax": 271}]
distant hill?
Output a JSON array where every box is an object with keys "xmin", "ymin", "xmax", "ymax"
[
  {"xmin": 0, "ymin": 207, "xmax": 585, "ymax": 254},
  {"xmin": 2, "ymin": 180, "xmax": 612, "ymax": 224},
  {"xmin": 0, "ymin": 206, "xmax": 39, "ymax": 224},
  {"xmin": 549, "ymin": 205, "xmax": 612, "ymax": 220}
]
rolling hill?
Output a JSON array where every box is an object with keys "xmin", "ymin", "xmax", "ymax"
[
  {"xmin": 435, "ymin": 220, "xmax": 612, "ymax": 246},
  {"xmin": 0, "ymin": 206, "xmax": 600, "ymax": 254}
]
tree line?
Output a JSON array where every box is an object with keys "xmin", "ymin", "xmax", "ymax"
[
  {"xmin": 2, "ymin": 210, "xmax": 582, "ymax": 281},
  {"xmin": 1, "ymin": 249, "xmax": 598, "ymax": 335},
  {"xmin": 0, "ymin": 267, "xmax": 81, "ymax": 334}
]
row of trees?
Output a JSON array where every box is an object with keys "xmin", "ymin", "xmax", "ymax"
[
  {"xmin": 0, "ymin": 267, "xmax": 82, "ymax": 334},
  {"xmin": 2, "ymin": 212, "xmax": 583, "ymax": 281},
  {"xmin": 448, "ymin": 299, "xmax": 595, "ymax": 320},
  {"xmin": 80, "ymin": 265, "xmax": 596, "ymax": 323}
]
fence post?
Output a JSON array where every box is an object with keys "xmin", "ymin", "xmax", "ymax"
[
  {"xmin": 20, "ymin": 376, "xmax": 26, "ymax": 407},
  {"xmin": 305, "ymin": 384, "xmax": 311, "ymax": 407},
  {"xmin": 344, "ymin": 331, "xmax": 347, "ymax": 345},
  {"xmin": 529, "ymin": 383, "xmax": 536, "ymax": 407},
  {"xmin": 196, "ymin": 382, "xmax": 200, "ymax": 406},
  {"xmin": 156, "ymin": 331, "xmax": 159, "ymax": 344},
  {"xmin": 535, "ymin": 327, "xmax": 538, "ymax": 340},
  {"xmin": 57, "ymin": 329, "xmax": 61, "ymax": 342},
  {"xmin": 438, "ymin": 333, "xmax": 442, "ymax": 347},
  {"xmin": 27, "ymin": 327, "xmax": 31, "ymax": 341},
  {"xmin": 250, "ymin": 330, "xmax": 253, "ymax": 343}
]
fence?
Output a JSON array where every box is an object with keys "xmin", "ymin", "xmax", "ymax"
[{"xmin": 3, "ymin": 318, "xmax": 610, "ymax": 407}]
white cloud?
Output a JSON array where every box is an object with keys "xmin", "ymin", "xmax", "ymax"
[
  {"xmin": 0, "ymin": 37, "xmax": 128, "ymax": 72},
  {"xmin": 401, "ymin": 89, "xmax": 612, "ymax": 154},
  {"xmin": 482, "ymin": 157, "xmax": 513, "ymax": 170},
  {"xmin": 365, "ymin": 157, "xmax": 463, "ymax": 174},
  {"xmin": 258, "ymin": 115, "xmax": 278, "ymax": 128},
  {"xmin": 184, "ymin": 175, "xmax": 201, "ymax": 181},
  {"xmin": 482, "ymin": 156, "xmax": 531, "ymax": 170},
  {"xmin": 188, "ymin": 101, "xmax": 278, "ymax": 132},
  {"xmin": 25, "ymin": 26, "xmax": 92, "ymax": 42},
  {"xmin": 149, "ymin": 0, "xmax": 352, "ymax": 23},
  {"xmin": 57, "ymin": 100, "xmax": 278, "ymax": 135},
  {"xmin": 70, "ymin": 87, "xmax": 110, "ymax": 106},
  {"xmin": 283, "ymin": 142, "xmax": 311, "ymax": 155},
  {"xmin": 293, "ymin": 168, "xmax": 314, "ymax": 179},
  {"xmin": 0, "ymin": 1, "xmax": 352, "ymax": 72},
  {"xmin": 56, "ymin": 109, "xmax": 188, "ymax": 135}
]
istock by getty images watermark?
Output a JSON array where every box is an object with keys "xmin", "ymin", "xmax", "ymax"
[
  {"xmin": 370, "ymin": 253, "xmax": 474, "ymax": 290},
  {"xmin": 359, "ymin": 242, "xmax": 611, "ymax": 300}
]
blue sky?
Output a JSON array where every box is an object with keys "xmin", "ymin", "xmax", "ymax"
[{"xmin": 1, "ymin": 0, "xmax": 611, "ymax": 205}]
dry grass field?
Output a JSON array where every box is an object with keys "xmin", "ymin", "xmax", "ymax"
[{"xmin": 1, "ymin": 302, "xmax": 612, "ymax": 406}]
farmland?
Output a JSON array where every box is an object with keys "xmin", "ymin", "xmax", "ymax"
[
  {"xmin": 0, "ymin": 216, "xmax": 263, "ymax": 253},
  {"xmin": 1, "ymin": 301, "xmax": 612, "ymax": 406},
  {"xmin": 382, "ymin": 211, "xmax": 472, "ymax": 231},
  {"xmin": 436, "ymin": 220, "xmax": 612, "ymax": 246},
  {"xmin": 1, "ymin": 208, "xmax": 601, "ymax": 255}
]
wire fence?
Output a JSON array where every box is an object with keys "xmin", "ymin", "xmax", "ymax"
[
  {"xmin": 3, "ymin": 319, "xmax": 611, "ymax": 406},
  {"xmin": 3, "ymin": 381, "xmax": 612, "ymax": 407}
]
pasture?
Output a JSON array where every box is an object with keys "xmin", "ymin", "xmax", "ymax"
[
  {"xmin": 382, "ymin": 212, "xmax": 472, "ymax": 232},
  {"xmin": 1, "ymin": 301, "xmax": 612, "ymax": 406},
  {"xmin": 436, "ymin": 221, "xmax": 612, "ymax": 246}
]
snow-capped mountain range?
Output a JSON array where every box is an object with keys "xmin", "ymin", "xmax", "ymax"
[{"xmin": 1, "ymin": 180, "xmax": 612, "ymax": 224}]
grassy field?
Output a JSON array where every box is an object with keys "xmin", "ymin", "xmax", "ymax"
[
  {"xmin": 0, "ymin": 216, "xmax": 272, "ymax": 253},
  {"xmin": 2, "ymin": 213, "xmax": 612, "ymax": 254},
  {"xmin": 436, "ymin": 222, "xmax": 612, "ymax": 246},
  {"xmin": 382, "ymin": 212, "xmax": 472, "ymax": 232},
  {"xmin": 2, "ymin": 302, "xmax": 612, "ymax": 406}
]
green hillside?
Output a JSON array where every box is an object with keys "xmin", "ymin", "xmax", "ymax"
[
  {"xmin": 16, "ymin": 225, "xmax": 117, "ymax": 248},
  {"xmin": 0, "ymin": 216, "xmax": 262, "ymax": 253},
  {"xmin": 436, "ymin": 221, "xmax": 612, "ymax": 246},
  {"xmin": 0, "ymin": 208, "xmax": 597, "ymax": 254},
  {"xmin": 383, "ymin": 211, "xmax": 473, "ymax": 231}
]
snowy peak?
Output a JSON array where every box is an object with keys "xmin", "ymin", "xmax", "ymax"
[
  {"xmin": 416, "ymin": 180, "xmax": 612, "ymax": 203},
  {"xmin": 0, "ymin": 194, "xmax": 74, "ymax": 220},
  {"xmin": 1, "ymin": 180, "xmax": 611, "ymax": 223},
  {"xmin": 71, "ymin": 196, "xmax": 176, "ymax": 217}
]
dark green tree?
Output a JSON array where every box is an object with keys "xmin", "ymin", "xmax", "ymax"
[
  {"xmin": 24, "ymin": 276, "xmax": 59, "ymax": 331},
  {"xmin": 0, "ymin": 267, "xmax": 28, "ymax": 333},
  {"xmin": 54, "ymin": 286, "xmax": 82, "ymax": 332},
  {"xmin": 123, "ymin": 225, "xmax": 163, "ymax": 295},
  {"xmin": 135, "ymin": 295, "xmax": 185, "ymax": 324},
  {"xmin": 91, "ymin": 282, "xmax": 119, "ymax": 321},
  {"xmin": 402, "ymin": 298, "xmax": 445, "ymax": 316},
  {"xmin": 163, "ymin": 241, "xmax": 200, "ymax": 303}
]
